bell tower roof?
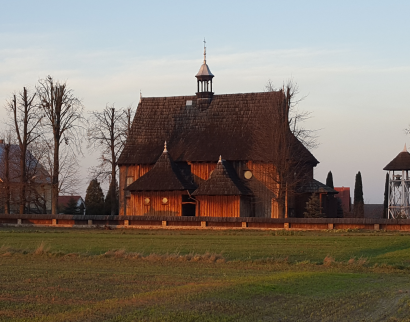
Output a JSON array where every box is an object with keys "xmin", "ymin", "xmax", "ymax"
[
  {"xmin": 383, "ymin": 144, "xmax": 410, "ymax": 170},
  {"xmin": 195, "ymin": 39, "xmax": 214, "ymax": 80}
]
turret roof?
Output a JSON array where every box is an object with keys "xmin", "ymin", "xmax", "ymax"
[
  {"xmin": 383, "ymin": 145, "xmax": 410, "ymax": 170},
  {"xmin": 192, "ymin": 157, "xmax": 251, "ymax": 196},
  {"xmin": 125, "ymin": 146, "xmax": 196, "ymax": 192}
]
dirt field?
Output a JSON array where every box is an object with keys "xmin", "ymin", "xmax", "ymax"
[{"xmin": 1, "ymin": 228, "xmax": 410, "ymax": 321}]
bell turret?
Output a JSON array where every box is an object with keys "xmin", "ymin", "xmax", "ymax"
[{"xmin": 195, "ymin": 39, "xmax": 214, "ymax": 99}]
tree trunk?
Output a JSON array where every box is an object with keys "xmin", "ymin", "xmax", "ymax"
[
  {"xmin": 4, "ymin": 144, "xmax": 10, "ymax": 214},
  {"xmin": 110, "ymin": 108, "xmax": 116, "ymax": 216},
  {"xmin": 52, "ymin": 137, "xmax": 59, "ymax": 214},
  {"xmin": 19, "ymin": 146, "xmax": 27, "ymax": 214}
]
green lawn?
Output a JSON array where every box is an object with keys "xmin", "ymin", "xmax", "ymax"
[{"xmin": 1, "ymin": 227, "xmax": 410, "ymax": 321}]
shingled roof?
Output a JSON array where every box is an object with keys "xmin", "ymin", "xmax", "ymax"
[
  {"xmin": 192, "ymin": 158, "xmax": 252, "ymax": 196},
  {"xmin": 383, "ymin": 146, "xmax": 410, "ymax": 170},
  {"xmin": 118, "ymin": 92, "xmax": 318, "ymax": 166},
  {"xmin": 126, "ymin": 147, "xmax": 196, "ymax": 192},
  {"xmin": 299, "ymin": 179, "xmax": 338, "ymax": 194}
]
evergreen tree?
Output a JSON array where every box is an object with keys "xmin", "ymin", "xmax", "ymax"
[
  {"xmin": 104, "ymin": 180, "xmax": 119, "ymax": 216},
  {"xmin": 85, "ymin": 179, "xmax": 104, "ymax": 216},
  {"xmin": 336, "ymin": 198, "xmax": 344, "ymax": 217},
  {"xmin": 64, "ymin": 197, "xmax": 79, "ymax": 214},
  {"xmin": 326, "ymin": 171, "xmax": 334, "ymax": 189},
  {"xmin": 353, "ymin": 171, "xmax": 364, "ymax": 217},
  {"xmin": 383, "ymin": 173, "xmax": 389, "ymax": 218},
  {"xmin": 303, "ymin": 193, "xmax": 323, "ymax": 218}
]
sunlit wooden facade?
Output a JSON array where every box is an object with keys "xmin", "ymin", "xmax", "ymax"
[{"xmin": 118, "ymin": 50, "xmax": 337, "ymax": 218}]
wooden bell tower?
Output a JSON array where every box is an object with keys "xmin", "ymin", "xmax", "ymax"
[{"xmin": 195, "ymin": 39, "xmax": 214, "ymax": 99}]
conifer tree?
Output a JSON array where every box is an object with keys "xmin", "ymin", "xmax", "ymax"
[
  {"xmin": 85, "ymin": 179, "xmax": 104, "ymax": 216},
  {"xmin": 104, "ymin": 180, "xmax": 119, "ymax": 216},
  {"xmin": 383, "ymin": 173, "xmax": 389, "ymax": 218},
  {"xmin": 303, "ymin": 193, "xmax": 323, "ymax": 218},
  {"xmin": 326, "ymin": 171, "xmax": 334, "ymax": 189},
  {"xmin": 63, "ymin": 197, "xmax": 79, "ymax": 214},
  {"xmin": 353, "ymin": 171, "xmax": 364, "ymax": 217}
]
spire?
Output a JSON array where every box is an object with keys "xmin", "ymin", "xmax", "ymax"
[
  {"xmin": 139, "ymin": 90, "xmax": 142, "ymax": 103},
  {"xmin": 203, "ymin": 38, "xmax": 206, "ymax": 63},
  {"xmin": 403, "ymin": 144, "xmax": 408, "ymax": 152},
  {"xmin": 218, "ymin": 155, "xmax": 222, "ymax": 163},
  {"xmin": 164, "ymin": 141, "xmax": 168, "ymax": 153}
]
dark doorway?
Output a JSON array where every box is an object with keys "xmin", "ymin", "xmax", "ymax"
[{"xmin": 182, "ymin": 195, "xmax": 196, "ymax": 216}]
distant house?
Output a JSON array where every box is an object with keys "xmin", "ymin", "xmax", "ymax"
[
  {"xmin": 118, "ymin": 47, "xmax": 337, "ymax": 218},
  {"xmin": 0, "ymin": 141, "xmax": 51, "ymax": 214},
  {"xmin": 334, "ymin": 187, "xmax": 351, "ymax": 213},
  {"xmin": 58, "ymin": 196, "xmax": 85, "ymax": 215}
]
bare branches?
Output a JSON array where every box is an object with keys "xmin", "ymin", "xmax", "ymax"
[
  {"xmin": 37, "ymin": 76, "xmax": 86, "ymax": 214},
  {"xmin": 87, "ymin": 105, "xmax": 135, "ymax": 180},
  {"xmin": 87, "ymin": 105, "xmax": 135, "ymax": 216},
  {"xmin": 5, "ymin": 87, "xmax": 42, "ymax": 214},
  {"xmin": 37, "ymin": 76, "xmax": 86, "ymax": 148},
  {"xmin": 253, "ymin": 80, "xmax": 319, "ymax": 217}
]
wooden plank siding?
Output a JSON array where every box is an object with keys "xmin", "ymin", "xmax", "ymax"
[
  {"xmin": 196, "ymin": 196, "xmax": 241, "ymax": 217},
  {"xmin": 131, "ymin": 191, "xmax": 182, "ymax": 216},
  {"xmin": 189, "ymin": 162, "xmax": 216, "ymax": 184},
  {"xmin": 119, "ymin": 165, "xmax": 153, "ymax": 216},
  {"xmin": 120, "ymin": 161, "xmax": 283, "ymax": 218},
  {"xmin": 244, "ymin": 161, "xmax": 279, "ymax": 218}
]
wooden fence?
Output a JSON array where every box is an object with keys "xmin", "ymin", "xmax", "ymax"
[{"xmin": 1, "ymin": 214, "xmax": 410, "ymax": 231}]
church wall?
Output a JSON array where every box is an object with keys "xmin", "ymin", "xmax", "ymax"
[
  {"xmin": 131, "ymin": 191, "xmax": 182, "ymax": 216},
  {"xmin": 189, "ymin": 162, "xmax": 216, "ymax": 184},
  {"xmin": 196, "ymin": 196, "xmax": 240, "ymax": 217},
  {"xmin": 119, "ymin": 164, "xmax": 153, "ymax": 216},
  {"xmin": 191, "ymin": 161, "xmax": 281, "ymax": 218},
  {"xmin": 244, "ymin": 161, "xmax": 279, "ymax": 218},
  {"xmin": 240, "ymin": 196, "xmax": 253, "ymax": 217}
]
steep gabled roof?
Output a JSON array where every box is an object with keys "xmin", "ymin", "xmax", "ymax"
[
  {"xmin": 126, "ymin": 148, "xmax": 196, "ymax": 192},
  {"xmin": 118, "ymin": 92, "xmax": 318, "ymax": 166},
  {"xmin": 192, "ymin": 158, "xmax": 251, "ymax": 196},
  {"xmin": 383, "ymin": 146, "xmax": 410, "ymax": 170}
]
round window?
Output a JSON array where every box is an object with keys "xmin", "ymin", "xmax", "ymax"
[
  {"xmin": 162, "ymin": 197, "xmax": 168, "ymax": 205},
  {"xmin": 244, "ymin": 170, "xmax": 253, "ymax": 180},
  {"xmin": 144, "ymin": 198, "xmax": 150, "ymax": 205}
]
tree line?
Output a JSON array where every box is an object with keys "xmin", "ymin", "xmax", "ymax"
[{"xmin": 0, "ymin": 76, "xmax": 134, "ymax": 215}]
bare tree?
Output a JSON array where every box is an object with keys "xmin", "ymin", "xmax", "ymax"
[
  {"xmin": 0, "ymin": 132, "xmax": 16, "ymax": 214},
  {"xmin": 6, "ymin": 88, "xmax": 41, "ymax": 214},
  {"xmin": 254, "ymin": 80, "xmax": 318, "ymax": 218},
  {"xmin": 36, "ymin": 76, "xmax": 85, "ymax": 214},
  {"xmin": 87, "ymin": 105, "xmax": 134, "ymax": 215}
]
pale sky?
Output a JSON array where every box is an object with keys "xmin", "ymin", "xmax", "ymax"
[{"xmin": 1, "ymin": 0, "xmax": 410, "ymax": 203}]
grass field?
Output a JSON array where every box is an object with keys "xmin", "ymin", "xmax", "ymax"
[{"xmin": 1, "ymin": 227, "xmax": 410, "ymax": 321}]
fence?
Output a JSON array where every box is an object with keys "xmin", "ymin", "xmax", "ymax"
[{"xmin": 1, "ymin": 214, "xmax": 410, "ymax": 231}]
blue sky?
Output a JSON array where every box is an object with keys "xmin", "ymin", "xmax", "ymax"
[{"xmin": 1, "ymin": 0, "xmax": 410, "ymax": 202}]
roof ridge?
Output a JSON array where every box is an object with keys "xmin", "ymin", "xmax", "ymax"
[{"xmin": 139, "ymin": 91, "xmax": 280, "ymax": 100}]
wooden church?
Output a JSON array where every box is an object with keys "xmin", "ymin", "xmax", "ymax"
[{"xmin": 118, "ymin": 45, "xmax": 337, "ymax": 218}]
